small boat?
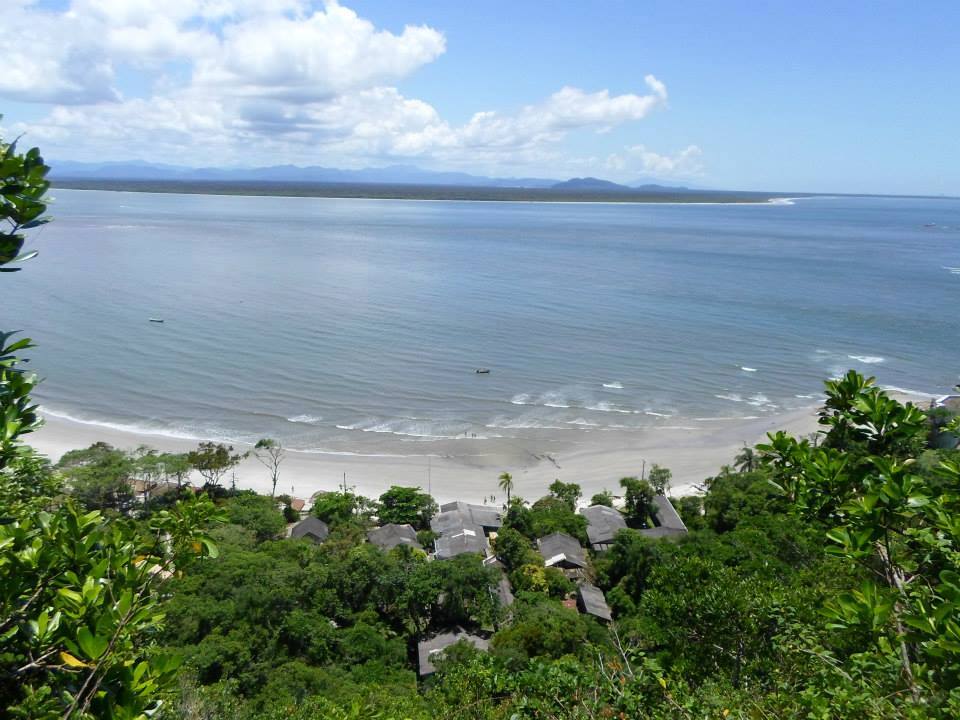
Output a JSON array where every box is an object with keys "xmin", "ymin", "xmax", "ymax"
[
  {"xmin": 475, "ymin": 368, "xmax": 490, "ymax": 374},
  {"xmin": 923, "ymin": 223, "xmax": 937, "ymax": 228},
  {"xmin": 148, "ymin": 318, "xmax": 165, "ymax": 323}
]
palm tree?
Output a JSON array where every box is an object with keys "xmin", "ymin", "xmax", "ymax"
[
  {"xmin": 498, "ymin": 471, "xmax": 514, "ymax": 505},
  {"xmin": 734, "ymin": 444, "xmax": 758, "ymax": 473}
]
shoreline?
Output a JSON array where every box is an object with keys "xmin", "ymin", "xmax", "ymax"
[
  {"xmin": 30, "ymin": 392, "xmax": 929, "ymax": 504},
  {"xmin": 50, "ymin": 182, "xmax": 786, "ymax": 205},
  {"xmin": 26, "ymin": 402, "xmax": 834, "ymax": 504}
]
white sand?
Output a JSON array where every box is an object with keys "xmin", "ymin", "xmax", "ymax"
[
  {"xmin": 24, "ymin": 403, "xmax": 843, "ymax": 504},
  {"xmin": 30, "ymin": 391, "xmax": 926, "ymax": 504}
]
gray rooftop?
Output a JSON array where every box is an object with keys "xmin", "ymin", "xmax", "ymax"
[
  {"xmin": 367, "ymin": 523, "xmax": 422, "ymax": 551},
  {"xmin": 436, "ymin": 501, "xmax": 502, "ymax": 531},
  {"xmin": 434, "ymin": 523, "xmax": 489, "ymax": 559},
  {"xmin": 577, "ymin": 584, "xmax": 612, "ymax": 621},
  {"xmin": 417, "ymin": 630, "xmax": 490, "ymax": 675},
  {"xmin": 537, "ymin": 532, "xmax": 587, "ymax": 569},
  {"xmin": 290, "ymin": 516, "xmax": 329, "ymax": 543},
  {"xmin": 431, "ymin": 508, "xmax": 471, "ymax": 535},
  {"xmin": 639, "ymin": 495, "xmax": 688, "ymax": 538},
  {"xmin": 580, "ymin": 505, "xmax": 627, "ymax": 547}
]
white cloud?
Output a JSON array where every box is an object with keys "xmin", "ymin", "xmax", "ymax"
[
  {"xmin": 607, "ymin": 144, "xmax": 704, "ymax": 179},
  {"xmin": 193, "ymin": 2, "xmax": 446, "ymax": 100},
  {"xmin": 1, "ymin": 1, "xmax": 694, "ymax": 177}
]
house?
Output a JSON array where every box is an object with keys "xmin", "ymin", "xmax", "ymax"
[
  {"xmin": 290, "ymin": 516, "xmax": 329, "ymax": 543},
  {"xmin": 434, "ymin": 522, "xmax": 489, "ymax": 559},
  {"xmin": 537, "ymin": 532, "xmax": 588, "ymax": 571},
  {"xmin": 580, "ymin": 505, "xmax": 627, "ymax": 551},
  {"xmin": 417, "ymin": 629, "xmax": 490, "ymax": 676},
  {"xmin": 638, "ymin": 495, "xmax": 688, "ymax": 539},
  {"xmin": 576, "ymin": 584, "xmax": 612, "ymax": 622},
  {"xmin": 368, "ymin": 523, "xmax": 421, "ymax": 552},
  {"xmin": 436, "ymin": 501, "xmax": 502, "ymax": 533},
  {"xmin": 289, "ymin": 498, "xmax": 306, "ymax": 514}
]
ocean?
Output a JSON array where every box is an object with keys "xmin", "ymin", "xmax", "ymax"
[{"xmin": 8, "ymin": 189, "xmax": 959, "ymax": 457}]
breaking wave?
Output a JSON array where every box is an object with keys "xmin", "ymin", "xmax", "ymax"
[{"xmin": 847, "ymin": 354, "xmax": 884, "ymax": 364}]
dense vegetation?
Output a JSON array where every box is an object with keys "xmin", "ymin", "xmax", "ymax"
[{"xmin": 4, "ymin": 131, "xmax": 960, "ymax": 719}]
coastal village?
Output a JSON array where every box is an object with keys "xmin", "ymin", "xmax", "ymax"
[
  {"xmin": 130, "ymin": 458, "xmax": 693, "ymax": 676},
  {"xmin": 282, "ymin": 488, "xmax": 689, "ymax": 676}
]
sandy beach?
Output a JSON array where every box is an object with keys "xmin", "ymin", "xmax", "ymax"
[{"xmin": 28, "ymin": 399, "xmax": 881, "ymax": 505}]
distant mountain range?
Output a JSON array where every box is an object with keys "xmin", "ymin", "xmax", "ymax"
[
  {"xmin": 50, "ymin": 160, "xmax": 692, "ymax": 192},
  {"xmin": 550, "ymin": 177, "xmax": 690, "ymax": 193}
]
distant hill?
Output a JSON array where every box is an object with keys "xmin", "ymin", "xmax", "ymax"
[
  {"xmin": 49, "ymin": 160, "xmax": 559, "ymax": 189},
  {"xmin": 551, "ymin": 177, "xmax": 633, "ymax": 192},
  {"xmin": 633, "ymin": 183, "xmax": 691, "ymax": 192}
]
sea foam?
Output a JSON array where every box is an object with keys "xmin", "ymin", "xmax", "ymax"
[
  {"xmin": 287, "ymin": 414, "xmax": 322, "ymax": 424},
  {"xmin": 847, "ymin": 354, "xmax": 884, "ymax": 364}
]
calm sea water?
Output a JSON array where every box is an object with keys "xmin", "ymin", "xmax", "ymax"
[{"xmin": 7, "ymin": 190, "xmax": 959, "ymax": 454}]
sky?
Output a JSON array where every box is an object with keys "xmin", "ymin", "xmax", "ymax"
[{"xmin": 1, "ymin": 0, "xmax": 957, "ymax": 194}]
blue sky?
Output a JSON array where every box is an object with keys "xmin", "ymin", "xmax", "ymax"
[{"xmin": 2, "ymin": 0, "xmax": 957, "ymax": 194}]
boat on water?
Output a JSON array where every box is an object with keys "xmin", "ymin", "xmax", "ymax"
[
  {"xmin": 148, "ymin": 318, "xmax": 165, "ymax": 323},
  {"xmin": 475, "ymin": 368, "xmax": 490, "ymax": 374}
]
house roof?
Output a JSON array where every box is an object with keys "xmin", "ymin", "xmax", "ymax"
[
  {"xmin": 580, "ymin": 505, "xmax": 627, "ymax": 547},
  {"xmin": 639, "ymin": 495, "xmax": 688, "ymax": 538},
  {"xmin": 577, "ymin": 584, "xmax": 612, "ymax": 621},
  {"xmin": 434, "ymin": 524, "xmax": 489, "ymax": 559},
  {"xmin": 417, "ymin": 630, "xmax": 490, "ymax": 676},
  {"xmin": 368, "ymin": 523, "xmax": 421, "ymax": 551},
  {"xmin": 289, "ymin": 498, "xmax": 305, "ymax": 512},
  {"xmin": 290, "ymin": 516, "xmax": 329, "ymax": 543},
  {"xmin": 537, "ymin": 532, "xmax": 587, "ymax": 569},
  {"xmin": 436, "ymin": 501, "xmax": 502, "ymax": 530},
  {"xmin": 430, "ymin": 508, "xmax": 471, "ymax": 535}
]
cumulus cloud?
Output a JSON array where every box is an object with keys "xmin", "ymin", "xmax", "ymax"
[
  {"xmin": 1, "ymin": 1, "xmax": 693, "ymax": 176},
  {"xmin": 194, "ymin": 3, "xmax": 446, "ymax": 100},
  {"xmin": 606, "ymin": 144, "xmax": 705, "ymax": 179}
]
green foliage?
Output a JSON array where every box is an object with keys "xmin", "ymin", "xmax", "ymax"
[
  {"xmin": 648, "ymin": 464, "xmax": 672, "ymax": 495},
  {"xmin": 57, "ymin": 442, "xmax": 136, "ymax": 512},
  {"xmin": 0, "ymin": 127, "xmax": 50, "ymax": 273},
  {"xmin": 528, "ymin": 495, "xmax": 588, "ymax": 544},
  {"xmin": 312, "ymin": 490, "xmax": 371, "ymax": 526},
  {"xmin": 702, "ymin": 468, "xmax": 785, "ymax": 533},
  {"xmin": 492, "ymin": 526, "xmax": 538, "ymax": 573},
  {"xmin": 497, "ymin": 471, "xmax": 514, "ymax": 505},
  {"xmin": 547, "ymin": 479, "xmax": 581, "ymax": 511},
  {"xmin": 490, "ymin": 600, "xmax": 593, "ymax": 667},
  {"xmin": 502, "ymin": 497, "xmax": 535, "ymax": 537},
  {"xmin": 673, "ymin": 495, "xmax": 705, "ymax": 530},
  {"xmin": 757, "ymin": 372, "xmax": 960, "ymax": 711},
  {"xmin": 0, "ymin": 332, "xmax": 42, "ymax": 471},
  {"xmin": 376, "ymin": 485, "xmax": 437, "ymax": 530},
  {"xmin": 589, "ymin": 489, "xmax": 614, "ymax": 507},
  {"xmin": 158, "ymin": 526, "xmax": 501, "ymax": 712},
  {"xmin": 187, "ymin": 442, "xmax": 245, "ymax": 489},
  {"xmin": 0, "ymin": 485, "xmax": 222, "ymax": 719},
  {"xmin": 620, "ymin": 475, "xmax": 655, "ymax": 526},
  {"xmin": 223, "ymin": 492, "xmax": 286, "ymax": 542}
]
